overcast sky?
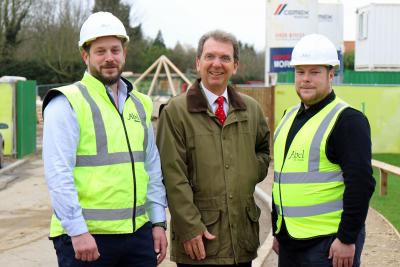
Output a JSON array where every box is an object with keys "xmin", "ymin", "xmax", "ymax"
[{"xmin": 127, "ymin": 0, "xmax": 399, "ymax": 50}]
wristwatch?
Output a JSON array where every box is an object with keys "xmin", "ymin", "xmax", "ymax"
[{"xmin": 152, "ymin": 221, "xmax": 167, "ymax": 230}]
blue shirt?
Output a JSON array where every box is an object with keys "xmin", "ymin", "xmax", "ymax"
[{"xmin": 43, "ymin": 79, "xmax": 167, "ymax": 236}]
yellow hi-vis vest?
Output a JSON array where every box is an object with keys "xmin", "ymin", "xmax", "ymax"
[
  {"xmin": 273, "ymin": 97, "xmax": 348, "ymax": 239},
  {"xmin": 44, "ymin": 72, "xmax": 152, "ymax": 237}
]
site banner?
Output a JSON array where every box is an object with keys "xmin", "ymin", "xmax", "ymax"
[
  {"xmin": 266, "ymin": 1, "xmax": 343, "ymax": 73},
  {"xmin": 318, "ymin": 3, "xmax": 343, "ymax": 50},
  {"xmin": 266, "ymin": 0, "xmax": 318, "ymax": 47},
  {"xmin": 266, "ymin": 0, "xmax": 317, "ymax": 72}
]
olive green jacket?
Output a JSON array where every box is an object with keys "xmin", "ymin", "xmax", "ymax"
[{"xmin": 156, "ymin": 80, "xmax": 270, "ymax": 264}]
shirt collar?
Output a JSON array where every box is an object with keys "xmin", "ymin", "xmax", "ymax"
[
  {"xmin": 105, "ymin": 79, "xmax": 128, "ymax": 99},
  {"xmin": 186, "ymin": 79, "xmax": 247, "ymax": 113},
  {"xmin": 200, "ymin": 81, "xmax": 229, "ymax": 106}
]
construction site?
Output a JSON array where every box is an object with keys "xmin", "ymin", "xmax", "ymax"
[{"xmin": 0, "ymin": 0, "xmax": 400, "ymax": 266}]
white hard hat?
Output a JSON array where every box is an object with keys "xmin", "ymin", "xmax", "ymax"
[
  {"xmin": 290, "ymin": 34, "xmax": 339, "ymax": 67},
  {"xmin": 79, "ymin": 12, "xmax": 129, "ymax": 48}
]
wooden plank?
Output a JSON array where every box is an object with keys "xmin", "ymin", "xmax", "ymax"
[
  {"xmin": 147, "ymin": 61, "xmax": 163, "ymax": 96},
  {"xmin": 371, "ymin": 159, "xmax": 400, "ymax": 196},
  {"xmin": 163, "ymin": 56, "xmax": 193, "ymax": 87},
  {"xmin": 380, "ymin": 169, "xmax": 388, "ymax": 196},
  {"xmin": 162, "ymin": 61, "xmax": 176, "ymax": 96},
  {"xmin": 372, "ymin": 159, "xmax": 400, "ymax": 176},
  {"xmin": 133, "ymin": 57, "xmax": 161, "ymax": 86}
]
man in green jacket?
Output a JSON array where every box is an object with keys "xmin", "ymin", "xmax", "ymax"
[{"xmin": 156, "ymin": 30, "xmax": 270, "ymax": 266}]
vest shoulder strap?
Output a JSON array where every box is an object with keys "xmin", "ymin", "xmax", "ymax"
[{"xmin": 42, "ymin": 84, "xmax": 80, "ymax": 117}]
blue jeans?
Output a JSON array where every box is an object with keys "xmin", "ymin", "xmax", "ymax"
[
  {"xmin": 278, "ymin": 226, "xmax": 366, "ymax": 267},
  {"xmin": 52, "ymin": 222, "xmax": 156, "ymax": 267}
]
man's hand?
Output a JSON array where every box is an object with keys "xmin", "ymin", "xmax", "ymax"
[
  {"xmin": 272, "ymin": 237, "xmax": 279, "ymax": 255},
  {"xmin": 152, "ymin": 226, "xmax": 168, "ymax": 265},
  {"xmin": 328, "ymin": 238, "xmax": 355, "ymax": 267},
  {"xmin": 183, "ymin": 230, "xmax": 216, "ymax": 261},
  {"xmin": 71, "ymin": 232, "xmax": 100, "ymax": 261}
]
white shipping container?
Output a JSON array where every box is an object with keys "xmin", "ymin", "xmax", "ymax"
[{"xmin": 355, "ymin": 3, "xmax": 400, "ymax": 71}]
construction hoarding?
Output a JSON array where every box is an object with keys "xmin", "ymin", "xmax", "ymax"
[
  {"xmin": 16, "ymin": 80, "xmax": 37, "ymax": 158},
  {"xmin": 275, "ymin": 84, "xmax": 400, "ymax": 153}
]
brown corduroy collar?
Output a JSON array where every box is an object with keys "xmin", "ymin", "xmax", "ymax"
[{"xmin": 186, "ymin": 79, "xmax": 247, "ymax": 113}]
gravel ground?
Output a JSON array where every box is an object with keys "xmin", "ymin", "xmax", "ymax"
[{"xmin": 0, "ymin": 156, "xmax": 272, "ymax": 267}]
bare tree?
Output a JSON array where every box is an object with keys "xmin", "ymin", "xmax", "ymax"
[
  {"xmin": 93, "ymin": 0, "xmax": 142, "ymax": 40},
  {"xmin": 27, "ymin": 0, "xmax": 90, "ymax": 80},
  {"xmin": 233, "ymin": 43, "xmax": 265, "ymax": 83},
  {"xmin": 0, "ymin": 0, "xmax": 33, "ymax": 61},
  {"xmin": 93, "ymin": 0, "xmax": 131, "ymax": 29}
]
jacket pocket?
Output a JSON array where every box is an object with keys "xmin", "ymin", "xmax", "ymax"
[
  {"xmin": 174, "ymin": 207, "xmax": 221, "ymax": 257},
  {"xmin": 257, "ymin": 156, "xmax": 267, "ymax": 182},
  {"xmin": 187, "ymin": 147, "xmax": 198, "ymax": 191},
  {"xmin": 239, "ymin": 197, "xmax": 261, "ymax": 252},
  {"xmin": 200, "ymin": 209, "xmax": 221, "ymax": 256}
]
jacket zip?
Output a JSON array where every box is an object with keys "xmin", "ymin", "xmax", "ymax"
[{"xmin": 107, "ymin": 91, "xmax": 137, "ymax": 231}]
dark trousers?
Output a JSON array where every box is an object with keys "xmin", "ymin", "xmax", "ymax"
[
  {"xmin": 278, "ymin": 226, "xmax": 366, "ymax": 267},
  {"xmin": 52, "ymin": 222, "xmax": 156, "ymax": 267},
  {"xmin": 177, "ymin": 262, "xmax": 252, "ymax": 267}
]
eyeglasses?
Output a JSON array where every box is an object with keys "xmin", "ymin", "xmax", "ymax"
[{"xmin": 203, "ymin": 53, "xmax": 233, "ymax": 63}]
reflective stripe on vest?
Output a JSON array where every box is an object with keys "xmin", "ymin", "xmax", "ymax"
[
  {"xmin": 308, "ymin": 102, "xmax": 347, "ymax": 172},
  {"xmin": 83, "ymin": 205, "xmax": 146, "ymax": 220},
  {"xmin": 276, "ymin": 102, "xmax": 346, "ymax": 217},
  {"xmin": 73, "ymin": 82, "xmax": 148, "ymax": 221},
  {"xmin": 46, "ymin": 74, "xmax": 152, "ymax": 237},
  {"xmin": 275, "ymin": 199, "xmax": 343, "ymax": 217},
  {"xmin": 273, "ymin": 104, "xmax": 300, "ymax": 142},
  {"xmin": 274, "ymin": 171, "xmax": 343, "ymax": 184},
  {"xmin": 273, "ymin": 98, "xmax": 349, "ymax": 239},
  {"xmin": 74, "ymin": 82, "xmax": 147, "ymax": 166}
]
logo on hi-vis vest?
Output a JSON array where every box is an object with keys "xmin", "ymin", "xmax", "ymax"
[
  {"xmin": 288, "ymin": 149, "xmax": 305, "ymax": 161},
  {"xmin": 127, "ymin": 113, "xmax": 141, "ymax": 122}
]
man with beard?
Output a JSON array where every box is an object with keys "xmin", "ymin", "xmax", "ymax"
[
  {"xmin": 271, "ymin": 34, "xmax": 375, "ymax": 267},
  {"xmin": 42, "ymin": 12, "xmax": 167, "ymax": 267}
]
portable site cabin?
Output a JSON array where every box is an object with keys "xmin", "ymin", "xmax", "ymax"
[
  {"xmin": 355, "ymin": 3, "xmax": 400, "ymax": 71},
  {"xmin": 0, "ymin": 76, "xmax": 37, "ymax": 159}
]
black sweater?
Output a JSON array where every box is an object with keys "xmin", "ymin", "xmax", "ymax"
[{"xmin": 272, "ymin": 91, "xmax": 376, "ymax": 251}]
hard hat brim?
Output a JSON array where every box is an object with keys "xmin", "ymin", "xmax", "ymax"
[
  {"xmin": 78, "ymin": 34, "xmax": 130, "ymax": 49},
  {"xmin": 290, "ymin": 60, "xmax": 340, "ymax": 67}
]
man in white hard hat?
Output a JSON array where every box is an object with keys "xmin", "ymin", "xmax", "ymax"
[
  {"xmin": 42, "ymin": 12, "xmax": 167, "ymax": 267},
  {"xmin": 271, "ymin": 34, "xmax": 375, "ymax": 267}
]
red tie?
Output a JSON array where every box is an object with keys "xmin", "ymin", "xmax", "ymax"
[{"xmin": 215, "ymin": 96, "xmax": 226, "ymax": 125}]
